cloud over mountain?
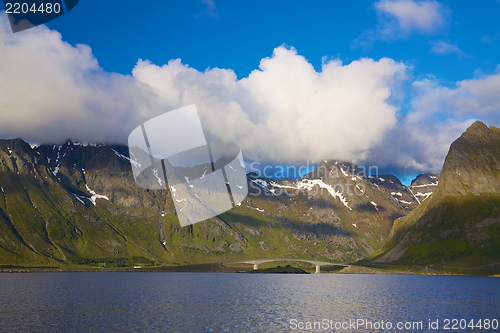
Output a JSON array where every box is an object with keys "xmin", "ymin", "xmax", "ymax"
[
  {"xmin": 0, "ymin": 17, "xmax": 160, "ymax": 145},
  {"xmin": 365, "ymin": 72, "xmax": 500, "ymax": 173},
  {"xmin": 1, "ymin": 15, "xmax": 499, "ymax": 174},
  {"xmin": 132, "ymin": 47, "xmax": 406, "ymax": 164}
]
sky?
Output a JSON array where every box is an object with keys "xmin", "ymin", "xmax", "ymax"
[{"xmin": 1, "ymin": 0, "xmax": 500, "ymax": 184}]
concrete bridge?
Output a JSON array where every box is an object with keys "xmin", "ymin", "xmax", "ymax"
[{"xmin": 225, "ymin": 258, "xmax": 348, "ymax": 273}]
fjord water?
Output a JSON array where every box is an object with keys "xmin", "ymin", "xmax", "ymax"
[{"xmin": 0, "ymin": 273, "xmax": 498, "ymax": 332}]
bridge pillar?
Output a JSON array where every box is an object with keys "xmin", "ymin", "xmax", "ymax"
[
  {"xmin": 315, "ymin": 265, "xmax": 320, "ymax": 273},
  {"xmin": 253, "ymin": 263, "xmax": 258, "ymax": 270}
]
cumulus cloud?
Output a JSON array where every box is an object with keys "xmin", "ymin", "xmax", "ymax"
[
  {"xmin": 1, "ymin": 14, "xmax": 499, "ymax": 175},
  {"xmin": 132, "ymin": 47, "xmax": 407, "ymax": 163},
  {"xmin": 0, "ymin": 14, "xmax": 407, "ymax": 165},
  {"xmin": 429, "ymin": 40, "xmax": 463, "ymax": 55},
  {"xmin": 354, "ymin": 0, "xmax": 450, "ymax": 48},
  {"xmin": 0, "ymin": 16, "xmax": 163, "ymax": 144}
]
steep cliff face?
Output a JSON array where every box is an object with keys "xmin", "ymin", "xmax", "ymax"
[
  {"xmin": 0, "ymin": 138, "xmax": 432, "ymax": 267},
  {"xmin": 436, "ymin": 121, "xmax": 500, "ymax": 197},
  {"xmin": 373, "ymin": 121, "xmax": 500, "ymax": 267}
]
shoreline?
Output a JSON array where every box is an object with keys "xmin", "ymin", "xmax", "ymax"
[
  {"xmin": 1, "ymin": 263, "xmax": 499, "ymax": 277},
  {"xmin": 0, "ymin": 263, "xmax": 237, "ymax": 273}
]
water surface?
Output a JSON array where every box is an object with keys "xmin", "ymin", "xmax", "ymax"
[{"xmin": 0, "ymin": 273, "xmax": 498, "ymax": 332}]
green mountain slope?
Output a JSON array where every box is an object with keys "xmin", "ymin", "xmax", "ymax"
[
  {"xmin": 0, "ymin": 138, "xmax": 424, "ymax": 268},
  {"xmin": 372, "ymin": 121, "xmax": 500, "ymax": 269}
]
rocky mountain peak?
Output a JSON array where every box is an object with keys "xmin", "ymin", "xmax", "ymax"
[
  {"xmin": 462, "ymin": 120, "xmax": 492, "ymax": 139},
  {"xmin": 436, "ymin": 121, "xmax": 500, "ymax": 197},
  {"xmin": 410, "ymin": 173, "xmax": 439, "ymax": 187}
]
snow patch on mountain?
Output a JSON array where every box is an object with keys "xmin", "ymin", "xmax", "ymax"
[
  {"xmin": 414, "ymin": 192, "xmax": 432, "ymax": 200},
  {"xmin": 85, "ymin": 184, "xmax": 109, "ymax": 206},
  {"xmin": 270, "ymin": 179, "xmax": 352, "ymax": 210},
  {"xmin": 52, "ymin": 165, "xmax": 60, "ymax": 176},
  {"xmin": 411, "ymin": 182, "xmax": 438, "ymax": 188},
  {"xmin": 340, "ymin": 167, "xmax": 349, "ymax": 177},
  {"xmin": 111, "ymin": 148, "xmax": 141, "ymax": 168}
]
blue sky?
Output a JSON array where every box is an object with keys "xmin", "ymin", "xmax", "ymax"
[
  {"xmin": 40, "ymin": 0, "xmax": 499, "ymax": 84},
  {"xmin": 1, "ymin": 0, "xmax": 500, "ymax": 184}
]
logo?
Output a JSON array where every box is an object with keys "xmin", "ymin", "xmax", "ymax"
[
  {"xmin": 3, "ymin": 0, "xmax": 79, "ymax": 33},
  {"xmin": 127, "ymin": 105, "xmax": 248, "ymax": 227}
]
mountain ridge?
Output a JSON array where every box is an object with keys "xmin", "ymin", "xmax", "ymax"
[{"xmin": 0, "ymin": 138, "xmax": 437, "ymax": 267}]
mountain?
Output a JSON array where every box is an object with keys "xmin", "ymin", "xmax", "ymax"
[
  {"xmin": 0, "ymin": 138, "xmax": 435, "ymax": 268},
  {"xmin": 369, "ymin": 172, "xmax": 438, "ymax": 210},
  {"xmin": 247, "ymin": 162, "xmax": 417, "ymax": 254},
  {"xmin": 372, "ymin": 121, "xmax": 500, "ymax": 268},
  {"xmin": 408, "ymin": 173, "xmax": 440, "ymax": 205}
]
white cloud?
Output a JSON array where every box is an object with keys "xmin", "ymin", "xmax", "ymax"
[
  {"xmin": 1, "ymin": 14, "xmax": 499, "ymax": 176},
  {"xmin": 368, "ymin": 72, "xmax": 500, "ymax": 173},
  {"xmin": 411, "ymin": 74, "xmax": 500, "ymax": 119},
  {"xmin": 365, "ymin": 114, "xmax": 474, "ymax": 173},
  {"xmin": 0, "ymin": 14, "xmax": 407, "ymax": 165},
  {"xmin": 376, "ymin": 0, "xmax": 448, "ymax": 35},
  {"xmin": 429, "ymin": 40, "xmax": 463, "ymax": 55},
  {"xmin": 0, "ymin": 16, "xmax": 163, "ymax": 144},
  {"xmin": 354, "ymin": 0, "xmax": 450, "ymax": 48},
  {"xmin": 132, "ymin": 47, "xmax": 407, "ymax": 164}
]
